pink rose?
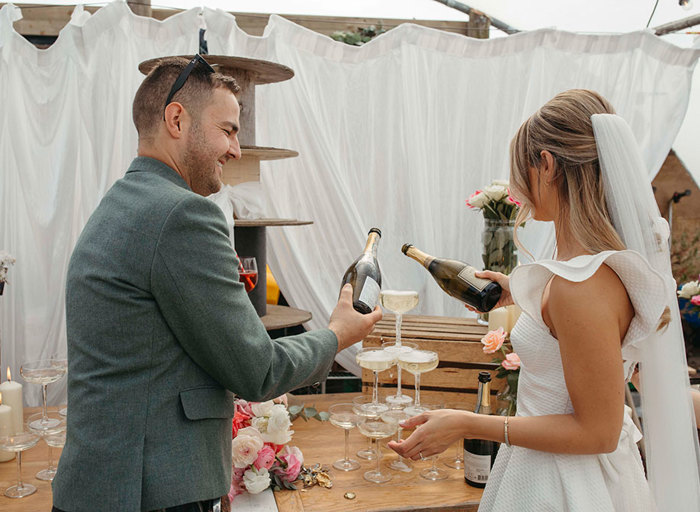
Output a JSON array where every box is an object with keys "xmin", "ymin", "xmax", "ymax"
[
  {"xmin": 481, "ymin": 327, "xmax": 506, "ymax": 354},
  {"xmin": 254, "ymin": 445, "xmax": 276, "ymax": 471},
  {"xmin": 228, "ymin": 467, "xmax": 247, "ymax": 503},
  {"xmin": 236, "ymin": 399, "xmax": 254, "ymax": 417},
  {"xmin": 506, "ymin": 189, "xmax": 522, "ymax": 206},
  {"xmin": 691, "ymin": 295, "xmax": 700, "ymax": 307},
  {"xmin": 466, "ymin": 190, "xmax": 483, "ymax": 209},
  {"xmin": 501, "ymin": 352, "xmax": 521, "ymax": 371},
  {"xmin": 273, "ymin": 446, "xmax": 303, "ymax": 483}
]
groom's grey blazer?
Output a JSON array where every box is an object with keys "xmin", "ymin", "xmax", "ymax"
[{"xmin": 52, "ymin": 157, "xmax": 337, "ymax": 511}]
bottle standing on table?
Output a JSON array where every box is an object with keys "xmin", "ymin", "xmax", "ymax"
[
  {"xmin": 341, "ymin": 228, "xmax": 382, "ymax": 314},
  {"xmin": 464, "ymin": 372, "xmax": 499, "ymax": 488},
  {"xmin": 401, "ymin": 244, "xmax": 501, "ymax": 313}
]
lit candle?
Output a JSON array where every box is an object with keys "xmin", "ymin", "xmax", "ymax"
[
  {"xmin": 0, "ymin": 392, "xmax": 15, "ymax": 462},
  {"xmin": 0, "ymin": 367, "xmax": 23, "ymax": 434}
]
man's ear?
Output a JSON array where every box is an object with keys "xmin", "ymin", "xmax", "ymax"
[{"xmin": 163, "ymin": 102, "xmax": 186, "ymax": 139}]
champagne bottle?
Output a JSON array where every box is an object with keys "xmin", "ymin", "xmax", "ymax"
[
  {"xmin": 341, "ymin": 228, "xmax": 382, "ymax": 314},
  {"xmin": 401, "ymin": 244, "xmax": 501, "ymax": 312},
  {"xmin": 464, "ymin": 372, "xmax": 499, "ymax": 488}
]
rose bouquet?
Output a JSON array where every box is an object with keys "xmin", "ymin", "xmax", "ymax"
[
  {"xmin": 481, "ymin": 327, "xmax": 520, "ymax": 416},
  {"xmin": 466, "ymin": 180, "xmax": 521, "ymax": 222},
  {"xmin": 229, "ymin": 399, "xmax": 304, "ymax": 503},
  {"xmin": 678, "ymin": 278, "xmax": 700, "ymax": 311}
]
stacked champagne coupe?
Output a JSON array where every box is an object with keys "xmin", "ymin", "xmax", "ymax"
[{"xmin": 337, "ymin": 289, "xmax": 441, "ymax": 484}]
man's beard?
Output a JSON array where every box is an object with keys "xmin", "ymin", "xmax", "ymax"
[{"xmin": 183, "ymin": 120, "xmax": 222, "ymax": 196}]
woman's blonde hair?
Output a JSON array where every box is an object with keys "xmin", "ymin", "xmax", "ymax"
[{"xmin": 510, "ymin": 89, "xmax": 625, "ymax": 255}]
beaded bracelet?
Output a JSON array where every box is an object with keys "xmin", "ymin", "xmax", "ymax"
[{"xmin": 504, "ymin": 416, "xmax": 511, "ymax": 447}]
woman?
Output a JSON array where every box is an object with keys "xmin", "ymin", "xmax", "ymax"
[{"xmin": 389, "ymin": 89, "xmax": 700, "ymax": 511}]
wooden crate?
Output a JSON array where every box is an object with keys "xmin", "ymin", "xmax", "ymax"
[{"xmin": 362, "ymin": 314, "xmax": 504, "ymax": 410}]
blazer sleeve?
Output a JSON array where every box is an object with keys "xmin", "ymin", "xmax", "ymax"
[{"xmin": 150, "ymin": 194, "xmax": 338, "ymax": 401}]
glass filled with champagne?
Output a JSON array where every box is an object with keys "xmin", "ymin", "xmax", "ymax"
[
  {"xmin": 399, "ymin": 349, "xmax": 439, "ymax": 416},
  {"xmin": 356, "ymin": 348, "xmax": 395, "ymax": 416}
]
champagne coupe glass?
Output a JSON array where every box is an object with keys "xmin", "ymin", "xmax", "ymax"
[
  {"xmin": 417, "ymin": 403, "xmax": 448, "ymax": 481},
  {"xmin": 352, "ymin": 395, "xmax": 382, "ymax": 460},
  {"xmin": 400, "ymin": 350, "xmax": 439, "ymax": 416},
  {"xmin": 444, "ymin": 402, "xmax": 470, "ymax": 469},
  {"xmin": 27, "ymin": 412, "xmax": 65, "ymax": 481},
  {"xmin": 355, "ymin": 348, "xmax": 393, "ymax": 416},
  {"xmin": 328, "ymin": 403, "xmax": 361, "ymax": 471},
  {"xmin": 381, "ymin": 409, "xmax": 413, "ymax": 472},
  {"xmin": 20, "ymin": 358, "xmax": 68, "ymax": 431},
  {"xmin": 380, "ymin": 290, "xmax": 419, "ymax": 408},
  {"xmin": 0, "ymin": 432, "xmax": 40, "ymax": 498},
  {"xmin": 358, "ymin": 415, "xmax": 398, "ymax": 484},
  {"xmin": 239, "ymin": 257, "xmax": 258, "ymax": 293},
  {"xmin": 381, "ymin": 341, "xmax": 417, "ymax": 408}
]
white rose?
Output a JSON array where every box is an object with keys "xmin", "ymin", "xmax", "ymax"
[
  {"xmin": 469, "ymin": 191, "xmax": 489, "ymax": 209},
  {"xmin": 483, "ymin": 184, "xmax": 508, "ymax": 201},
  {"xmin": 251, "ymin": 401, "xmax": 275, "ymax": 417},
  {"xmin": 492, "ymin": 179, "xmax": 510, "ymax": 187},
  {"xmin": 243, "ymin": 467, "xmax": 271, "ymax": 494},
  {"xmin": 678, "ymin": 280, "xmax": 700, "ymax": 299},
  {"xmin": 231, "ymin": 428, "xmax": 264, "ymax": 468},
  {"xmin": 261, "ymin": 405, "xmax": 293, "ymax": 444},
  {"xmin": 251, "ymin": 416, "xmax": 270, "ymax": 434}
]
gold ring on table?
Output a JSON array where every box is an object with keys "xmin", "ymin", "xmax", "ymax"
[{"xmin": 419, "ymin": 451, "xmax": 425, "ymax": 461}]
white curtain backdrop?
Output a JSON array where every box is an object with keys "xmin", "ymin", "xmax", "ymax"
[{"xmin": 0, "ymin": 1, "xmax": 698, "ymax": 403}]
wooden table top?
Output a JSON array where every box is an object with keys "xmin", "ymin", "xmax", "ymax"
[
  {"xmin": 0, "ymin": 407, "xmax": 62, "ymax": 512},
  {"xmin": 277, "ymin": 393, "xmax": 482, "ymax": 512},
  {"xmin": 1, "ymin": 397, "xmax": 482, "ymax": 512}
]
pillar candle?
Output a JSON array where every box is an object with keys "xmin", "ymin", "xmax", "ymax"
[
  {"xmin": 506, "ymin": 304, "xmax": 522, "ymax": 333},
  {"xmin": 0, "ymin": 367, "xmax": 23, "ymax": 434},
  {"xmin": 488, "ymin": 307, "xmax": 510, "ymax": 333},
  {"xmin": 0, "ymin": 393, "xmax": 15, "ymax": 462}
]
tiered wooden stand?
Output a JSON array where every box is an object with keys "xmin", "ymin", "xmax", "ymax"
[{"xmin": 139, "ymin": 55, "xmax": 311, "ymax": 330}]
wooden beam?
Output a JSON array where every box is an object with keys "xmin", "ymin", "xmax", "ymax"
[{"xmin": 3, "ymin": 5, "xmax": 475, "ymax": 39}]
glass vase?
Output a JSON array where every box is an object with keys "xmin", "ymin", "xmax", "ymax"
[{"xmin": 479, "ymin": 218, "xmax": 517, "ymax": 324}]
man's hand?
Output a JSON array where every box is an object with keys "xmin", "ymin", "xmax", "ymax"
[{"xmin": 328, "ymin": 284, "xmax": 383, "ymax": 352}]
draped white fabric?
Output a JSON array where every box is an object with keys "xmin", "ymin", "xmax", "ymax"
[{"xmin": 0, "ymin": 2, "xmax": 698, "ymax": 404}]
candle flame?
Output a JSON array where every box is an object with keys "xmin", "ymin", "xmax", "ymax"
[
  {"xmin": 0, "ymin": 391, "xmax": 3, "ymax": 405},
  {"xmin": 6, "ymin": 366, "xmax": 10, "ymax": 382}
]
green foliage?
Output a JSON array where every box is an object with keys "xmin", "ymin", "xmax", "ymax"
[
  {"xmin": 288, "ymin": 404, "xmax": 329, "ymax": 422},
  {"xmin": 672, "ymin": 229, "xmax": 700, "ymax": 285},
  {"xmin": 330, "ymin": 25, "xmax": 387, "ymax": 46}
]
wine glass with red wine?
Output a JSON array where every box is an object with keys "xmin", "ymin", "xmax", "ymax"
[{"xmin": 239, "ymin": 257, "xmax": 258, "ymax": 293}]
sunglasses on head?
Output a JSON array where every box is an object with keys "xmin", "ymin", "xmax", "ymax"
[{"xmin": 163, "ymin": 54, "xmax": 215, "ymax": 120}]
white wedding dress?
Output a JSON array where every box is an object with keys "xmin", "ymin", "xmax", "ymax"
[{"xmin": 479, "ymin": 250, "xmax": 667, "ymax": 512}]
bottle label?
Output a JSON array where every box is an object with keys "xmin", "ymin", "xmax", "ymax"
[
  {"xmin": 457, "ymin": 266, "xmax": 490, "ymax": 292},
  {"xmin": 464, "ymin": 450, "xmax": 491, "ymax": 484},
  {"xmin": 358, "ymin": 277, "xmax": 380, "ymax": 310}
]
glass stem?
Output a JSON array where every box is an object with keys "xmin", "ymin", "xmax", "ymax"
[
  {"xmin": 344, "ymin": 429, "xmax": 350, "ymax": 462},
  {"xmin": 375, "ymin": 441, "xmax": 382, "ymax": 475},
  {"xmin": 397, "ymin": 427, "xmax": 405, "ymax": 463},
  {"xmin": 47, "ymin": 445, "xmax": 54, "ymax": 471},
  {"xmin": 414, "ymin": 373, "xmax": 421, "ymax": 408},
  {"xmin": 396, "ymin": 366, "xmax": 403, "ymax": 398},
  {"xmin": 42, "ymin": 384, "xmax": 48, "ymax": 422},
  {"xmin": 395, "ymin": 313, "xmax": 402, "ymax": 346},
  {"xmin": 16, "ymin": 451, "xmax": 23, "ymax": 490},
  {"xmin": 372, "ymin": 371, "xmax": 379, "ymax": 405},
  {"xmin": 456, "ymin": 438, "xmax": 463, "ymax": 461}
]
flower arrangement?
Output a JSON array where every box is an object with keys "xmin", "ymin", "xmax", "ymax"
[
  {"xmin": 466, "ymin": 179, "xmax": 521, "ymax": 222},
  {"xmin": 678, "ymin": 278, "xmax": 700, "ymax": 310},
  {"xmin": 229, "ymin": 399, "xmax": 304, "ymax": 502},
  {"xmin": 0, "ymin": 251, "xmax": 15, "ymax": 296},
  {"xmin": 481, "ymin": 327, "xmax": 520, "ymax": 416}
]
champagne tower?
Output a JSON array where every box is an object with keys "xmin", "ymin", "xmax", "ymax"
[{"xmin": 139, "ymin": 55, "xmax": 312, "ymax": 329}]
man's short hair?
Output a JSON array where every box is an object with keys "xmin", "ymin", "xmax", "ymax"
[{"xmin": 132, "ymin": 56, "xmax": 240, "ymax": 141}]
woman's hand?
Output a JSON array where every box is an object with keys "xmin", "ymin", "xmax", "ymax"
[
  {"xmin": 465, "ymin": 270, "xmax": 513, "ymax": 313},
  {"xmin": 388, "ymin": 409, "xmax": 474, "ymax": 460}
]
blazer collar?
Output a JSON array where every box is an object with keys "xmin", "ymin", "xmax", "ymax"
[{"xmin": 126, "ymin": 157, "xmax": 191, "ymax": 191}]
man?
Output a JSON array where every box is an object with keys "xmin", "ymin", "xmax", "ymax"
[{"xmin": 52, "ymin": 55, "xmax": 382, "ymax": 512}]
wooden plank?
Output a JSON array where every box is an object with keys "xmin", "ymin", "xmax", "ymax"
[
  {"xmin": 5, "ymin": 5, "xmax": 473, "ymax": 39},
  {"xmin": 362, "ymin": 366, "xmax": 504, "ymax": 392}
]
